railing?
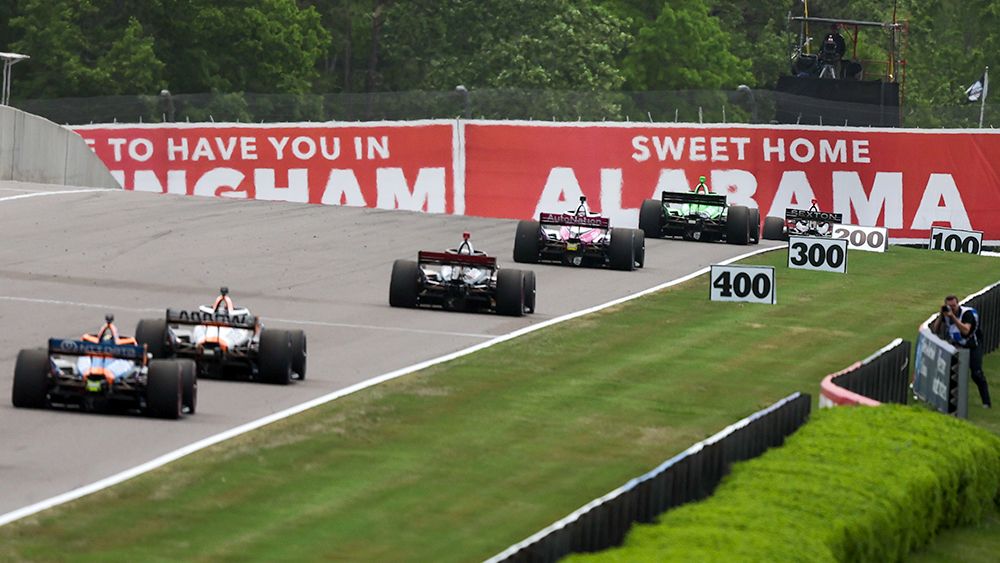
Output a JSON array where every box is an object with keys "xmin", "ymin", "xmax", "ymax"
[
  {"xmin": 962, "ymin": 280, "xmax": 1000, "ymax": 354},
  {"xmin": 10, "ymin": 89, "xmax": 1000, "ymax": 129},
  {"xmin": 482, "ymin": 392, "xmax": 811, "ymax": 563},
  {"xmin": 819, "ymin": 339, "xmax": 911, "ymax": 407}
]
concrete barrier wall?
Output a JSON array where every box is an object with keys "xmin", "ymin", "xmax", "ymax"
[{"xmin": 0, "ymin": 105, "xmax": 119, "ymax": 189}]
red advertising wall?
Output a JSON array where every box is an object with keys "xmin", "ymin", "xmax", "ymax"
[
  {"xmin": 72, "ymin": 122, "xmax": 459, "ymax": 213},
  {"xmin": 72, "ymin": 121, "xmax": 1000, "ymax": 242},
  {"xmin": 463, "ymin": 123, "xmax": 1000, "ymax": 242}
]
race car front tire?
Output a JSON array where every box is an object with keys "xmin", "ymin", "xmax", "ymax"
[
  {"xmin": 147, "ymin": 359, "xmax": 182, "ymax": 420},
  {"xmin": 632, "ymin": 228, "xmax": 645, "ymax": 268},
  {"xmin": 135, "ymin": 318, "xmax": 168, "ymax": 358},
  {"xmin": 762, "ymin": 216, "xmax": 785, "ymax": 240},
  {"xmin": 290, "ymin": 329, "xmax": 307, "ymax": 380},
  {"xmin": 522, "ymin": 270, "xmax": 536, "ymax": 314},
  {"xmin": 639, "ymin": 199, "xmax": 663, "ymax": 239},
  {"xmin": 726, "ymin": 206, "xmax": 750, "ymax": 246},
  {"xmin": 259, "ymin": 329, "xmax": 292, "ymax": 385},
  {"xmin": 496, "ymin": 269, "xmax": 525, "ymax": 317},
  {"xmin": 748, "ymin": 208, "xmax": 761, "ymax": 244},
  {"xmin": 389, "ymin": 259, "xmax": 420, "ymax": 308},
  {"xmin": 513, "ymin": 220, "xmax": 541, "ymax": 264},
  {"xmin": 178, "ymin": 359, "xmax": 197, "ymax": 414},
  {"xmin": 608, "ymin": 228, "xmax": 636, "ymax": 271},
  {"xmin": 12, "ymin": 348, "xmax": 49, "ymax": 409}
]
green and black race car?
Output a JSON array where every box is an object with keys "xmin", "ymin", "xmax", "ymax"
[{"xmin": 639, "ymin": 177, "xmax": 759, "ymax": 245}]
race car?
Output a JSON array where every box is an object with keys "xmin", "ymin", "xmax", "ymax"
[
  {"xmin": 11, "ymin": 314, "xmax": 195, "ymax": 419},
  {"xmin": 390, "ymin": 233, "xmax": 535, "ymax": 316},
  {"xmin": 762, "ymin": 199, "xmax": 843, "ymax": 240},
  {"xmin": 134, "ymin": 287, "xmax": 306, "ymax": 385},
  {"xmin": 513, "ymin": 196, "xmax": 644, "ymax": 270},
  {"xmin": 639, "ymin": 177, "xmax": 759, "ymax": 245}
]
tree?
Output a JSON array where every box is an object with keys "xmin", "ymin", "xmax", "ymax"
[
  {"xmin": 707, "ymin": 0, "xmax": 792, "ymax": 89},
  {"xmin": 143, "ymin": 0, "xmax": 330, "ymax": 94},
  {"xmin": 9, "ymin": 0, "xmax": 164, "ymax": 97},
  {"xmin": 903, "ymin": 0, "xmax": 1000, "ymax": 108},
  {"xmin": 378, "ymin": 0, "xmax": 630, "ymax": 91},
  {"xmin": 617, "ymin": 0, "xmax": 753, "ymax": 90},
  {"xmin": 7, "ymin": 0, "xmax": 330, "ymax": 98},
  {"xmin": 0, "ymin": 0, "xmax": 22, "ymax": 53}
]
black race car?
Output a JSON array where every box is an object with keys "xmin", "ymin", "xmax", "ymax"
[
  {"xmin": 390, "ymin": 233, "xmax": 535, "ymax": 316},
  {"xmin": 639, "ymin": 178, "xmax": 759, "ymax": 245},
  {"xmin": 762, "ymin": 199, "xmax": 843, "ymax": 240},
  {"xmin": 513, "ymin": 196, "xmax": 644, "ymax": 270}
]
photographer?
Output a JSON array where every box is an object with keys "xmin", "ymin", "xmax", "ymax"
[
  {"xmin": 934, "ymin": 295, "xmax": 991, "ymax": 408},
  {"xmin": 819, "ymin": 23, "xmax": 847, "ymax": 78}
]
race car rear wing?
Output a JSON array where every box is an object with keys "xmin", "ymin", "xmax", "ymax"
[
  {"xmin": 166, "ymin": 308, "xmax": 259, "ymax": 329},
  {"xmin": 48, "ymin": 338, "xmax": 146, "ymax": 361},
  {"xmin": 661, "ymin": 191, "xmax": 728, "ymax": 207},
  {"xmin": 784, "ymin": 208, "xmax": 843, "ymax": 223},
  {"xmin": 418, "ymin": 251, "xmax": 497, "ymax": 268},
  {"xmin": 538, "ymin": 213, "xmax": 611, "ymax": 229}
]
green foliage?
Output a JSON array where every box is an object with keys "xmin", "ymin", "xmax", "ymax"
[
  {"xmin": 379, "ymin": 0, "xmax": 630, "ymax": 92},
  {"xmin": 708, "ymin": 0, "xmax": 794, "ymax": 89},
  {"xmin": 7, "ymin": 0, "xmax": 330, "ymax": 98},
  {"xmin": 616, "ymin": 0, "xmax": 754, "ymax": 90},
  {"xmin": 9, "ymin": 0, "xmax": 164, "ymax": 97},
  {"xmin": 903, "ymin": 0, "xmax": 1000, "ymax": 108},
  {"xmin": 564, "ymin": 405, "xmax": 1000, "ymax": 563}
]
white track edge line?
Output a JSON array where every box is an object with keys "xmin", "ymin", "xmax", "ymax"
[
  {"xmin": 0, "ymin": 188, "xmax": 115, "ymax": 202},
  {"xmin": 0, "ymin": 244, "xmax": 780, "ymax": 528}
]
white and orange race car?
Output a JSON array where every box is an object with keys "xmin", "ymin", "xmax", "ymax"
[
  {"xmin": 11, "ymin": 314, "xmax": 195, "ymax": 418},
  {"xmin": 135, "ymin": 287, "xmax": 306, "ymax": 385}
]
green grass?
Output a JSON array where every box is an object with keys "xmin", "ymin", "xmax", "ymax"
[{"xmin": 2, "ymin": 246, "xmax": 999, "ymax": 563}]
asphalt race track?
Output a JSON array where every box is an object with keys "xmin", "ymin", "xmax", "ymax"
[{"xmin": 0, "ymin": 180, "xmax": 782, "ymax": 516}]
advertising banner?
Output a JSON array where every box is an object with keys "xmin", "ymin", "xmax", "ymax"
[
  {"xmin": 72, "ymin": 121, "xmax": 1000, "ymax": 242},
  {"xmin": 72, "ymin": 122, "xmax": 459, "ymax": 213},
  {"xmin": 463, "ymin": 123, "xmax": 1000, "ymax": 242}
]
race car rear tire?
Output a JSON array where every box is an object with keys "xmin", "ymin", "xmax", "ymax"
[
  {"xmin": 762, "ymin": 216, "xmax": 785, "ymax": 240},
  {"xmin": 726, "ymin": 206, "xmax": 750, "ymax": 246},
  {"xmin": 748, "ymin": 208, "xmax": 761, "ymax": 244},
  {"xmin": 608, "ymin": 228, "xmax": 635, "ymax": 271},
  {"xmin": 522, "ymin": 270, "xmax": 536, "ymax": 314},
  {"xmin": 639, "ymin": 199, "xmax": 663, "ymax": 239},
  {"xmin": 513, "ymin": 220, "xmax": 541, "ymax": 264},
  {"xmin": 389, "ymin": 259, "xmax": 420, "ymax": 308},
  {"xmin": 259, "ymin": 329, "xmax": 292, "ymax": 385},
  {"xmin": 147, "ymin": 359, "xmax": 182, "ymax": 420},
  {"xmin": 632, "ymin": 228, "xmax": 645, "ymax": 268},
  {"xmin": 496, "ymin": 269, "xmax": 525, "ymax": 317},
  {"xmin": 289, "ymin": 329, "xmax": 307, "ymax": 380},
  {"xmin": 135, "ymin": 318, "xmax": 168, "ymax": 358},
  {"xmin": 178, "ymin": 359, "xmax": 197, "ymax": 414},
  {"xmin": 12, "ymin": 348, "xmax": 49, "ymax": 409}
]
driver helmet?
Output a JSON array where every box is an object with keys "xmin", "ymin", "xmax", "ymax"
[
  {"xmin": 693, "ymin": 176, "xmax": 709, "ymax": 194},
  {"xmin": 83, "ymin": 314, "xmax": 136, "ymax": 345},
  {"xmin": 213, "ymin": 286, "xmax": 235, "ymax": 315},
  {"xmin": 457, "ymin": 233, "xmax": 474, "ymax": 255}
]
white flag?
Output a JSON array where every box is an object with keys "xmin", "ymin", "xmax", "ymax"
[{"xmin": 967, "ymin": 75, "xmax": 985, "ymax": 102}]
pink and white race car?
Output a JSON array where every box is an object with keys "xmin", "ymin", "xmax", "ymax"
[{"xmin": 513, "ymin": 196, "xmax": 644, "ymax": 270}]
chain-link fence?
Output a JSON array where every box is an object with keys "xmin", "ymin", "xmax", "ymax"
[{"xmin": 9, "ymin": 88, "xmax": 999, "ymax": 129}]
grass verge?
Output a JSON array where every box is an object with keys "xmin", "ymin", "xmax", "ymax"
[{"xmin": 1, "ymin": 246, "xmax": 999, "ymax": 563}]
